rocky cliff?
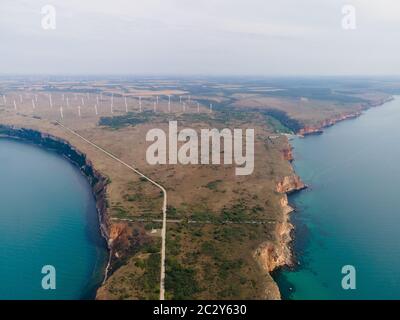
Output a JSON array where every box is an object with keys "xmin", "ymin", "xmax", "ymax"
[
  {"xmin": 298, "ymin": 97, "xmax": 393, "ymax": 136},
  {"xmin": 276, "ymin": 175, "xmax": 306, "ymax": 194},
  {"xmin": 254, "ymin": 171, "xmax": 306, "ymax": 299}
]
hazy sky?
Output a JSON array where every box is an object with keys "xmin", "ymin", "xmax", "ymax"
[{"xmin": 1, "ymin": 0, "xmax": 400, "ymax": 75}]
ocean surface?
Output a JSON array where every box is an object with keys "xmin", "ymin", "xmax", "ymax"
[
  {"xmin": 274, "ymin": 96, "xmax": 400, "ymax": 299},
  {"xmin": 0, "ymin": 138, "xmax": 108, "ymax": 299}
]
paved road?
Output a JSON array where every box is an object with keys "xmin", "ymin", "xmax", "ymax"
[{"xmin": 56, "ymin": 121, "xmax": 168, "ymax": 300}]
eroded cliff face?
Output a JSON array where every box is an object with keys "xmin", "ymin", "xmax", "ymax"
[
  {"xmin": 276, "ymin": 175, "xmax": 306, "ymax": 194},
  {"xmin": 281, "ymin": 147, "xmax": 294, "ymax": 162},
  {"xmin": 298, "ymin": 96, "xmax": 393, "ymax": 137},
  {"xmin": 254, "ymin": 196, "xmax": 294, "ymax": 300},
  {"xmin": 298, "ymin": 112, "xmax": 362, "ymax": 136},
  {"xmin": 255, "ymin": 219, "xmax": 293, "ymax": 272},
  {"xmin": 254, "ymin": 170, "xmax": 306, "ymax": 299}
]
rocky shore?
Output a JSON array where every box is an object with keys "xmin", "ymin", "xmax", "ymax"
[
  {"xmin": 256, "ymin": 95, "xmax": 394, "ymax": 299},
  {"xmin": 298, "ymin": 97, "xmax": 394, "ymax": 136}
]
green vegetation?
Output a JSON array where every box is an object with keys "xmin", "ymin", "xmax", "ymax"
[
  {"xmin": 165, "ymin": 258, "xmax": 200, "ymax": 300},
  {"xmin": 111, "ymin": 206, "xmax": 129, "ymax": 218},
  {"xmin": 99, "ymin": 111, "xmax": 155, "ymax": 129},
  {"xmin": 136, "ymin": 253, "xmax": 160, "ymax": 299},
  {"xmin": 261, "ymin": 109, "xmax": 302, "ymax": 133},
  {"xmin": 205, "ymin": 179, "xmax": 222, "ymax": 190}
]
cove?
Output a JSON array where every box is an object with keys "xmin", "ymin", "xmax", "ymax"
[
  {"xmin": 0, "ymin": 138, "xmax": 108, "ymax": 299},
  {"xmin": 274, "ymin": 96, "xmax": 400, "ymax": 299}
]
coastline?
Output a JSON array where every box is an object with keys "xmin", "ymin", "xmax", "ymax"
[
  {"xmin": 0, "ymin": 124, "xmax": 112, "ymax": 294},
  {"xmin": 0, "ymin": 94, "xmax": 393, "ymax": 300},
  {"xmin": 268, "ymin": 95, "xmax": 395, "ymax": 299},
  {"xmin": 298, "ymin": 96, "xmax": 394, "ymax": 136}
]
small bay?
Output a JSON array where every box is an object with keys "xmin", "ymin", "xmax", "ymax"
[{"xmin": 0, "ymin": 138, "xmax": 107, "ymax": 299}]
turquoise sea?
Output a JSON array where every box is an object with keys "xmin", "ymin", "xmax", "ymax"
[
  {"xmin": 0, "ymin": 138, "xmax": 108, "ymax": 299},
  {"xmin": 274, "ymin": 96, "xmax": 400, "ymax": 299}
]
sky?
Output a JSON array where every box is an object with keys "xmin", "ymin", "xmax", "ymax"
[{"xmin": 1, "ymin": 0, "xmax": 400, "ymax": 76}]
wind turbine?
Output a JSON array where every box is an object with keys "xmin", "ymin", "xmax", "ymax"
[
  {"xmin": 66, "ymin": 97, "xmax": 70, "ymax": 107},
  {"xmin": 13, "ymin": 100, "xmax": 17, "ymax": 111},
  {"xmin": 78, "ymin": 106, "xmax": 81, "ymax": 118},
  {"xmin": 60, "ymin": 106, "xmax": 64, "ymax": 119},
  {"xmin": 210, "ymin": 103, "xmax": 213, "ymax": 113},
  {"xmin": 49, "ymin": 94, "xmax": 53, "ymax": 108},
  {"xmin": 81, "ymin": 97, "xmax": 85, "ymax": 106},
  {"xmin": 197, "ymin": 102, "xmax": 200, "ymax": 113},
  {"xmin": 2, "ymin": 95, "xmax": 6, "ymax": 105},
  {"xmin": 139, "ymin": 96, "xmax": 142, "ymax": 112},
  {"xmin": 153, "ymin": 100, "xmax": 157, "ymax": 112},
  {"xmin": 19, "ymin": 94, "xmax": 23, "ymax": 103},
  {"xmin": 32, "ymin": 99, "xmax": 35, "ymax": 110},
  {"xmin": 95, "ymin": 104, "xmax": 98, "ymax": 115},
  {"xmin": 125, "ymin": 97, "xmax": 128, "ymax": 113},
  {"xmin": 168, "ymin": 95, "xmax": 171, "ymax": 112}
]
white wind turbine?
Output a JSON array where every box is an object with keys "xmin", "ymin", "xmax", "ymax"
[
  {"xmin": 125, "ymin": 97, "xmax": 128, "ymax": 113},
  {"xmin": 60, "ymin": 106, "xmax": 64, "ymax": 119}
]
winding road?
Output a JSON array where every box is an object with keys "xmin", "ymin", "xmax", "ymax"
[{"xmin": 56, "ymin": 121, "xmax": 168, "ymax": 300}]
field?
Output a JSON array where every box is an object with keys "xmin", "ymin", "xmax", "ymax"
[{"xmin": 0, "ymin": 77, "xmax": 395, "ymax": 299}]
